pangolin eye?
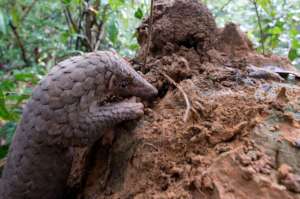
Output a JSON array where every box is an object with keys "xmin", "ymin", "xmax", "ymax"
[
  {"xmin": 119, "ymin": 75, "xmax": 133, "ymax": 88},
  {"xmin": 120, "ymin": 80, "xmax": 129, "ymax": 88}
]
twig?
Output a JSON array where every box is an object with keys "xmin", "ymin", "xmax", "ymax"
[
  {"xmin": 159, "ymin": 72, "xmax": 192, "ymax": 122},
  {"xmin": 63, "ymin": 9, "xmax": 75, "ymax": 48},
  {"xmin": 0, "ymin": 157, "xmax": 6, "ymax": 169},
  {"xmin": 251, "ymin": 0, "xmax": 265, "ymax": 54},
  {"xmin": 215, "ymin": 0, "xmax": 233, "ymax": 16},
  {"xmin": 142, "ymin": 142, "xmax": 159, "ymax": 152},
  {"xmin": 72, "ymin": 3, "xmax": 92, "ymax": 51},
  {"xmin": 63, "ymin": 10, "xmax": 72, "ymax": 30},
  {"xmin": 94, "ymin": 5, "xmax": 109, "ymax": 51},
  {"xmin": 76, "ymin": 8, "xmax": 86, "ymax": 50},
  {"xmin": 93, "ymin": 22, "xmax": 103, "ymax": 51},
  {"xmin": 21, "ymin": 0, "xmax": 39, "ymax": 22},
  {"xmin": 9, "ymin": 20, "xmax": 30, "ymax": 65},
  {"xmin": 65, "ymin": 6, "xmax": 79, "ymax": 32},
  {"xmin": 143, "ymin": 0, "xmax": 154, "ymax": 67},
  {"xmin": 94, "ymin": 0, "xmax": 100, "ymax": 8},
  {"xmin": 84, "ymin": 3, "xmax": 93, "ymax": 51}
]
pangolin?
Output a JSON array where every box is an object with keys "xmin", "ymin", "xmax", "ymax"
[{"xmin": 0, "ymin": 51, "xmax": 158, "ymax": 199}]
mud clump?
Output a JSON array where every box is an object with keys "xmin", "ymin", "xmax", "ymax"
[
  {"xmin": 137, "ymin": 0, "xmax": 217, "ymax": 61},
  {"xmin": 215, "ymin": 23, "xmax": 253, "ymax": 56},
  {"xmin": 71, "ymin": 0, "xmax": 300, "ymax": 198}
]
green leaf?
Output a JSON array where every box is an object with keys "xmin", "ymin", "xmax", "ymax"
[
  {"xmin": 60, "ymin": 31, "xmax": 70, "ymax": 44},
  {"xmin": 256, "ymin": 0, "xmax": 271, "ymax": 15},
  {"xmin": 129, "ymin": 43, "xmax": 139, "ymax": 50},
  {"xmin": 291, "ymin": 39, "xmax": 300, "ymax": 49},
  {"xmin": 0, "ymin": 122, "xmax": 16, "ymax": 145},
  {"xmin": 108, "ymin": 21, "xmax": 119, "ymax": 44},
  {"xmin": 14, "ymin": 72, "xmax": 37, "ymax": 83},
  {"xmin": 62, "ymin": 0, "xmax": 72, "ymax": 4},
  {"xmin": 6, "ymin": 93, "xmax": 30, "ymax": 107},
  {"xmin": 0, "ymin": 145, "xmax": 9, "ymax": 159},
  {"xmin": 269, "ymin": 26, "xmax": 282, "ymax": 35},
  {"xmin": 108, "ymin": 0, "xmax": 125, "ymax": 10},
  {"xmin": 0, "ymin": 10, "xmax": 7, "ymax": 34},
  {"xmin": 0, "ymin": 80, "xmax": 15, "ymax": 91},
  {"xmin": 288, "ymin": 48, "xmax": 298, "ymax": 61},
  {"xmin": 10, "ymin": 7, "xmax": 20, "ymax": 26},
  {"xmin": 0, "ymin": 89, "xmax": 11, "ymax": 120},
  {"xmin": 290, "ymin": 28, "xmax": 298, "ymax": 37},
  {"xmin": 134, "ymin": 7, "xmax": 143, "ymax": 19}
]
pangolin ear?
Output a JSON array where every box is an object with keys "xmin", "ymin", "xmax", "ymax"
[
  {"xmin": 128, "ymin": 73, "xmax": 134, "ymax": 83},
  {"xmin": 108, "ymin": 74, "xmax": 117, "ymax": 90}
]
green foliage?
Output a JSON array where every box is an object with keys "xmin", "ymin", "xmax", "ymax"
[
  {"xmin": 134, "ymin": 7, "xmax": 144, "ymax": 19},
  {"xmin": 0, "ymin": 122, "xmax": 15, "ymax": 159},
  {"xmin": 0, "ymin": 66, "xmax": 42, "ymax": 121},
  {"xmin": 0, "ymin": 145, "xmax": 9, "ymax": 159},
  {"xmin": 0, "ymin": 9, "xmax": 7, "ymax": 34},
  {"xmin": 0, "ymin": 122, "xmax": 16, "ymax": 143},
  {"xmin": 108, "ymin": 19, "xmax": 119, "ymax": 45},
  {"xmin": 109, "ymin": 0, "xmax": 125, "ymax": 10}
]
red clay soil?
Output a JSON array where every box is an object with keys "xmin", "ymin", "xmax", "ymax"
[{"xmin": 70, "ymin": 0, "xmax": 300, "ymax": 198}]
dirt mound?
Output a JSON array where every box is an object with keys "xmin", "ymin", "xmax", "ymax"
[
  {"xmin": 71, "ymin": 0, "xmax": 300, "ymax": 198},
  {"xmin": 137, "ymin": 0, "xmax": 217, "ymax": 61},
  {"xmin": 215, "ymin": 23, "xmax": 253, "ymax": 56}
]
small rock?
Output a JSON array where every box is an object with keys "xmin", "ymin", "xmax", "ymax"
[
  {"xmin": 247, "ymin": 150, "xmax": 258, "ymax": 161},
  {"xmin": 192, "ymin": 176, "xmax": 202, "ymax": 191},
  {"xmin": 278, "ymin": 164, "xmax": 300, "ymax": 193},
  {"xmin": 294, "ymin": 139, "xmax": 300, "ymax": 148},
  {"xmin": 215, "ymin": 143, "xmax": 232, "ymax": 154},
  {"xmin": 280, "ymin": 173, "xmax": 300, "ymax": 193},
  {"xmin": 191, "ymin": 155, "xmax": 205, "ymax": 165},
  {"xmin": 237, "ymin": 154, "xmax": 252, "ymax": 166},
  {"xmin": 169, "ymin": 166, "xmax": 184, "ymax": 179},
  {"xmin": 278, "ymin": 164, "xmax": 293, "ymax": 178},
  {"xmin": 241, "ymin": 167, "xmax": 255, "ymax": 181},
  {"xmin": 201, "ymin": 174, "xmax": 214, "ymax": 191}
]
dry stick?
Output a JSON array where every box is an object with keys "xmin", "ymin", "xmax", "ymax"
[
  {"xmin": 84, "ymin": 2, "xmax": 93, "ymax": 51},
  {"xmin": 143, "ymin": 0, "xmax": 154, "ymax": 67},
  {"xmin": 215, "ymin": 0, "xmax": 233, "ymax": 15},
  {"xmin": 63, "ymin": 10, "xmax": 73, "ymax": 31},
  {"xmin": 160, "ymin": 72, "xmax": 193, "ymax": 122},
  {"xmin": 65, "ymin": 6, "xmax": 79, "ymax": 32},
  {"xmin": 142, "ymin": 142, "xmax": 159, "ymax": 152},
  {"xmin": 93, "ymin": 21, "xmax": 104, "ymax": 51},
  {"xmin": 63, "ymin": 10, "xmax": 74, "ymax": 48},
  {"xmin": 75, "ymin": 3, "xmax": 93, "ymax": 51},
  {"xmin": 94, "ymin": 5, "xmax": 109, "ymax": 51},
  {"xmin": 252, "ymin": 0, "xmax": 265, "ymax": 54},
  {"xmin": 76, "ymin": 8, "xmax": 86, "ymax": 50},
  {"xmin": 9, "ymin": 21, "xmax": 30, "ymax": 65},
  {"xmin": 20, "ymin": 0, "xmax": 39, "ymax": 22},
  {"xmin": 0, "ymin": 157, "xmax": 6, "ymax": 170}
]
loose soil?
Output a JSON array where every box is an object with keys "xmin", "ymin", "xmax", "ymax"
[{"xmin": 70, "ymin": 0, "xmax": 300, "ymax": 198}]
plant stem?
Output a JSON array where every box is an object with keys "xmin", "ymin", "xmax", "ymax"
[
  {"xmin": 252, "ymin": 0, "xmax": 265, "ymax": 54},
  {"xmin": 9, "ymin": 21, "xmax": 30, "ymax": 66},
  {"xmin": 143, "ymin": 0, "xmax": 154, "ymax": 67}
]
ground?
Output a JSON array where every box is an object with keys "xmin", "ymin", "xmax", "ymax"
[{"xmin": 69, "ymin": 0, "xmax": 300, "ymax": 198}]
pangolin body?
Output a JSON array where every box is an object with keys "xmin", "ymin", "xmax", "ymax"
[{"xmin": 0, "ymin": 51, "xmax": 157, "ymax": 199}]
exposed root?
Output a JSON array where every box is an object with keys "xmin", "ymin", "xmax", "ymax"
[
  {"xmin": 143, "ymin": 0, "xmax": 155, "ymax": 67},
  {"xmin": 142, "ymin": 142, "xmax": 159, "ymax": 152},
  {"xmin": 159, "ymin": 71, "xmax": 196, "ymax": 122},
  {"xmin": 0, "ymin": 158, "xmax": 6, "ymax": 170}
]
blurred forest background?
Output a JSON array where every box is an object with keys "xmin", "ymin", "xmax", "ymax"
[{"xmin": 0, "ymin": 0, "xmax": 299, "ymax": 158}]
